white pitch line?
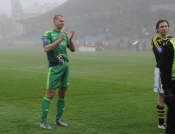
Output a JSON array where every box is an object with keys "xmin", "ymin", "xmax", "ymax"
[{"xmin": 9, "ymin": 65, "xmax": 47, "ymax": 70}]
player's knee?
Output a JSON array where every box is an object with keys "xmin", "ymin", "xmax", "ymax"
[
  {"xmin": 158, "ymin": 95, "xmax": 165, "ymax": 106},
  {"xmin": 159, "ymin": 94, "xmax": 165, "ymax": 100},
  {"xmin": 58, "ymin": 91, "xmax": 66, "ymax": 97},
  {"xmin": 45, "ymin": 90, "xmax": 56, "ymax": 98},
  {"xmin": 58, "ymin": 88, "xmax": 67, "ymax": 98}
]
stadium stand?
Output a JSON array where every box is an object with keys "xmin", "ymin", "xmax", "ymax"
[{"xmin": 15, "ymin": 0, "xmax": 175, "ymax": 50}]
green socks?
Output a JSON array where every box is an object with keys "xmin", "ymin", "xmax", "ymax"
[
  {"xmin": 56, "ymin": 98, "xmax": 65, "ymax": 121},
  {"xmin": 41, "ymin": 96, "xmax": 51, "ymax": 123},
  {"xmin": 41, "ymin": 97, "xmax": 65, "ymax": 123}
]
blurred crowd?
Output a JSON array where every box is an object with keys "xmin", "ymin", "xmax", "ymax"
[{"xmin": 73, "ymin": 9, "xmax": 175, "ymax": 41}]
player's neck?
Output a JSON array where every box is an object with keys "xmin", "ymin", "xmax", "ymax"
[
  {"xmin": 54, "ymin": 27, "xmax": 61, "ymax": 31},
  {"xmin": 54, "ymin": 28, "xmax": 61, "ymax": 31},
  {"xmin": 158, "ymin": 34, "xmax": 167, "ymax": 39}
]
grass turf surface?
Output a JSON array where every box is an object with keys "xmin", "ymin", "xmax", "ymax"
[{"xmin": 0, "ymin": 46, "xmax": 166, "ymax": 134}]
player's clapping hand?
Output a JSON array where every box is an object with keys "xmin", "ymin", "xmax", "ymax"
[
  {"xmin": 60, "ymin": 28, "xmax": 67, "ymax": 41},
  {"xmin": 69, "ymin": 30, "xmax": 74, "ymax": 40}
]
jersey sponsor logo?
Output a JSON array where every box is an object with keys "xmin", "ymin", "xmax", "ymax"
[
  {"xmin": 60, "ymin": 41, "xmax": 66, "ymax": 46},
  {"xmin": 51, "ymin": 34, "xmax": 57, "ymax": 36},
  {"xmin": 157, "ymin": 46, "xmax": 162, "ymax": 53},
  {"xmin": 44, "ymin": 37, "xmax": 48, "ymax": 45}
]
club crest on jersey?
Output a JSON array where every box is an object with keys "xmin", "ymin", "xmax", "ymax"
[
  {"xmin": 44, "ymin": 37, "xmax": 48, "ymax": 45},
  {"xmin": 51, "ymin": 82, "xmax": 54, "ymax": 86},
  {"xmin": 157, "ymin": 46, "xmax": 162, "ymax": 53}
]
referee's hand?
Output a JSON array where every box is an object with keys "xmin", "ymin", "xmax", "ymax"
[{"xmin": 164, "ymin": 90, "xmax": 175, "ymax": 108}]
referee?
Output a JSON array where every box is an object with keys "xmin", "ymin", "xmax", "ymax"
[{"xmin": 160, "ymin": 38, "xmax": 175, "ymax": 134}]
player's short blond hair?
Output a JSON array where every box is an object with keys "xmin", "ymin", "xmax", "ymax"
[{"xmin": 53, "ymin": 15, "xmax": 63, "ymax": 20}]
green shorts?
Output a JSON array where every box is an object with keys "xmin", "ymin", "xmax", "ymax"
[{"xmin": 46, "ymin": 62, "xmax": 69, "ymax": 89}]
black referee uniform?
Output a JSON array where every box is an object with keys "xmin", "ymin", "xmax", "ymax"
[{"xmin": 160, "ymin": 39, "xmax": 175, "ymax": 134}]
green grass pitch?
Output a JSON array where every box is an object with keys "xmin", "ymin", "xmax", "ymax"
[{"xmin": 0, "ymin": 46, "xmax": 166, "ymax": 134}]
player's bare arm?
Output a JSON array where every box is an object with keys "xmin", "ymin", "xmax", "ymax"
[
  {"xmin": 69, "ymin": 30, "xmax": 75, "ymax": 52},
  {"xmin": 44, "ymin": 29, "xmax": 67, "ymax": 53}
]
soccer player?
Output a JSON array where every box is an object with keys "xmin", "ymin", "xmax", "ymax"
[
  {"xmin": 160, "ymin": 38, "xmax": 175, "ymax": 134},
  {"xmin": 40, "ymin": 15, "xmax": 75, "ymax": 130},
  {"xmin": 151, "ymin": 20, "xmax": 172, "ymax": 130}
]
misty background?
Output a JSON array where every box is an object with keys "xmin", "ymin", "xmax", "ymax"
[{"xmin": 0, "ymin": 0, "xmax": 175, "ymax": 51}]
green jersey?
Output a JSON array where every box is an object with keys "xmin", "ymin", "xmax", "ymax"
[{"xmin": 42, "ymin": 29, "xmax": 70, "ymax": 67}]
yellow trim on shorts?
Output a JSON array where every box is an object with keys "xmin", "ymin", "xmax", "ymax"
[{"xmin": 46, "ymin": 67, "xmax": 52, "ymax": 89}]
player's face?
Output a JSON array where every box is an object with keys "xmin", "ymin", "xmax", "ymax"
[
  {"xmin": 157, "ymin": 22, "xmax": 169, "ymax": 37},
  {"xmin": 54, "ymin": 16, "xmax": 65, "ymax": 30}
]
